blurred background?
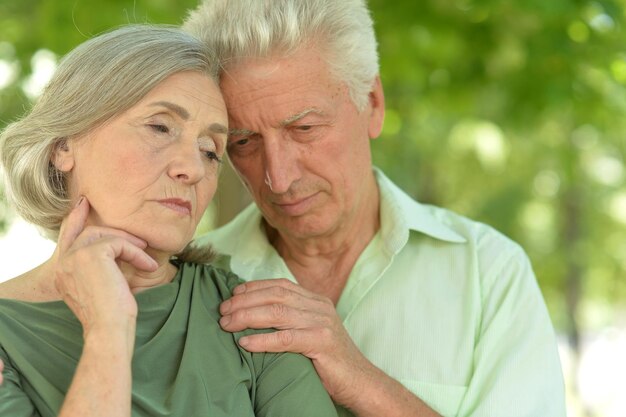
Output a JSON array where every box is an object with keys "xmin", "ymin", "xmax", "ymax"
[{"xmin": 0, "ymin": 0, "xmax": 624, "ymax": 415}]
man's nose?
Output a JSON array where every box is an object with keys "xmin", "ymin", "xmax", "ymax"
[{"xmin": 262, "ymin": 134, "xmax": 301, "ymax": 194}]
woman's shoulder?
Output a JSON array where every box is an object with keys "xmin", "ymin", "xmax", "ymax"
[
  {"xmin": 178, "ymin": 261, "xmax": 244, "ymax": 301},
  {"xmin": 0, "ymin": 278, "xmax": 21, "ymax": 299},
  {"xmin": 0, "ymin": 266, "xmax": 59, "ymax": 302}
]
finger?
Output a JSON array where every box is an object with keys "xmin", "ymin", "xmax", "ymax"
[
  {"xmin": 238, "ymin": 328, "xmax": 324, "ymax": 356},
  {"xmin": 58, "ymin": 198, "xmax": 148, "ymax": 254},
  {"xmin": 101, "ymin": 238, "xmax": 158, "ymax": 272},
  {"xmin": 72, "ymin": 226, "xmax": 148, "ymax": 251},
  {"xmin": 232, "ymin": 278, "xmax": 307, "ymax": 296},
  {"xmin": 221, "ymin": 283, "xmax": 326, "ymax": 315},
  {"xmin": 220, "ymin": 303, "xmax": 325, "ymax": 332},
  {"xmin": 57, "ymin": 196, "xmax": 89, "ymax": 253}
]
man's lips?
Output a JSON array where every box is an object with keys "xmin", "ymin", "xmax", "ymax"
[
  {"xmin": 272, "ymin": 192, "xmax": 319, "ymax": 215},
  {"xmin": 157, "ymin": 198, "xmax": 192, "ymax": 215}
]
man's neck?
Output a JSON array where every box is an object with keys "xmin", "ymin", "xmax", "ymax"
[{"xmin": 267, "ymin": 180, "xmax": 381, "ymax": 304}]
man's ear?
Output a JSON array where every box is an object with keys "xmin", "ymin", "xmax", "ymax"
[
  {"xmin": 51, "ymin": 139, "xmax": 75, "ymax": 172},
  {"xmin": 367, "ymin": 75, "xmax": 385, "ymax": 140}
]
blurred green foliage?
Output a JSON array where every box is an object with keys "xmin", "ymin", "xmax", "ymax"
[
  {"xmin": 369, "ymin": 0, "xmax": 626, "ymax": 338},
  {"xmin": 1, "ymin": 0, "xmax": 625, "ymax": 336}
]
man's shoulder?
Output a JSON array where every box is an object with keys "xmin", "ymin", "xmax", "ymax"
[{"xmin": 387, "ymin": 183, "xmax": 531, "ymax": 285}]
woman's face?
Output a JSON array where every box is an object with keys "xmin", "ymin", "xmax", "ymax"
[{"xmin": 56, "ymin": 71, "xmax": 228, "ymax": 255}]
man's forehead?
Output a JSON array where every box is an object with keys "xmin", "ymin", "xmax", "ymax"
[
  {"xmin": 220, "ymin": 47, "xmax": 332, "ymax": 91},
  {"xmin": 222, "ymin": 56, "xmax": 287, "ymax": 82}
]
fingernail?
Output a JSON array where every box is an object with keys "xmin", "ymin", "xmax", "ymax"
[
  {"xmin": 74, "ymin": 196, "xmax": 84, "ymax": 208},
  {"xmin": 233, "ymin": 284, "xmax": 246, "ymax": 295},
  {"xmin": 220, "ymin": 315, "xmax": 231, "ymax": 327},
  {"xmin": 239, "ymin": 337, "xmax": 249, "ymax": 347},
  {"xmin": 221, "ymin": 300, "xmax": 231, "ymax": 314}
]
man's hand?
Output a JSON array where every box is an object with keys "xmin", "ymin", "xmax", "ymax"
[
  {"xmin": 219, "ymin": 278, "xmax": 370, "ymax": 403},
  {"xmin": 219, "ymin": 278, "xmax": 441, "ymax": 417}
]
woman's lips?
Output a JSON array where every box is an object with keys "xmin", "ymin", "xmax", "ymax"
[{"xmin": 157, "ymin": 198, "xmax": 192, "ymax": 215}]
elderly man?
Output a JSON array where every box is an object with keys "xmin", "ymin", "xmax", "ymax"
[{"xmin": 183, "ymin": 1, "xmax": 566, "ymax": 416}]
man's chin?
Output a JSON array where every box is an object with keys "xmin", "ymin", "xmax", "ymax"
[{"xmin": 266, "ymin": 215, "xmax": 336, "ymax": 241}]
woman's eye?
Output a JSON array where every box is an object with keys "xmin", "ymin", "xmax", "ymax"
[
  {"xmin": 204, "ymin": 151, "xmax": 222, "ymax": 163},
  {"xmin": 149, "ymin": 124, "xmax": 170, "ymax": 134}
]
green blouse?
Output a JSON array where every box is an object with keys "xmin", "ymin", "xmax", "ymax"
[{"xmin": 0, "ymin": 262, "xmax": 337, "ymax": 417}]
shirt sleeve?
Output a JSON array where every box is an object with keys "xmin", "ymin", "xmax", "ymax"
[
  {"xmin": 0, "ymin": 346, "xmax": 39, "ymax": 417},
  {"xmin": 252, "ymin": 350, "xmax": 339, "ymax": 417},
  {"xmin": 456, "ymin": 245, "xmax": 566, "ymax": 417}
]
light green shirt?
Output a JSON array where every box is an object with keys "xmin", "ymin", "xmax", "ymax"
[
  {"xmin": 0, "ymin": 262, "xmax": 337, "ymax": 417},
  {"xmin": 197, "ymin": 168, "xmax": 566, "ymax": 417}
]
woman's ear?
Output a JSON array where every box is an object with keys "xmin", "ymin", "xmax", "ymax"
[{"xmin": 51, "ymin": 139, "xmax": 75, "ymax": 172}]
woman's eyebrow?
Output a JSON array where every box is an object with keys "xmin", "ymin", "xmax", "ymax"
[
  {"xmin": 149, "ymin": 102, "xmax": 227, "ymax": 137},
  {"xmin": 208, "ymin": 123, "xmax": 228, "ymax": 135},
  {"xmin": 149, "ymin": 101, "xmax": 190, "ymax": 119},
  {"xmin": 201, "ymin": 123, "xmax": 228, "ymax": 140}
]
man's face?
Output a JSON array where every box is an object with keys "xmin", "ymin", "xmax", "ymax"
[{"xmin": 222, "ymin": 47, "xmax": 384, "ymax": 241}]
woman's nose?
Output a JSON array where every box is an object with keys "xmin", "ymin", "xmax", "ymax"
[{"xmin": 167, "ymin": 143, "xmax": 206, "ymax": 183}]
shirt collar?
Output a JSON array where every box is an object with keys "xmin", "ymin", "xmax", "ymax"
[{"xmin": 375, "ymin": 167, "xmax": 466, "ymax": 255}]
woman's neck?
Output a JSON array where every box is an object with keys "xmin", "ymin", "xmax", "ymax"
[{"xmin": 119, "ymin": 251, "xmax": 178, "ymax": 294}]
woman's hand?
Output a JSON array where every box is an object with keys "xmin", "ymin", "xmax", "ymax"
[
  {"xmin": 53, "ymin": 197, "xmax": 158, "ymax": 417},
  {"xmin": 53, "ymin": 197, "xmax": 157, "ymax": 336}
]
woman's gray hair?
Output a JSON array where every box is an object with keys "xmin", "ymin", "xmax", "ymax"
[
  {"xmin": 183, "ymin": 0, "xmax": 379, "ymax": 111},
  {"xmin": 0, "ymin": 24, "xmax": 219, "ymax": 241}
]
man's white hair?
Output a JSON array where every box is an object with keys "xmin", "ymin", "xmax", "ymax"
[{"xmin": 183, "ymin": 0, "xmax": 379, "ymax": 111}]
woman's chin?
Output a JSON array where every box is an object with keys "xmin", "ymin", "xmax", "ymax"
[{"xmin": 144, "ymin": 237, "xmax": 192, "ymax": 259}]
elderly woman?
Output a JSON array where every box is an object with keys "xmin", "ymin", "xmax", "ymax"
[{"xmin": 0, "ymin": 25, "xmax": 337, "ymax": 417}]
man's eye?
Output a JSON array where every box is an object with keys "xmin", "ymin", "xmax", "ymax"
[
  {"xmin": 227, "ymin": 135, "xmax": 258, "ymax": 157},
  {"xmin": 227, "ymin": 138, "xmax": 249, "ymax": 149},
  {"xmin": 296, "ymin": 125, "xmax": 312, "ymax": 131},
  {"xmin": 149, "ymin": 124, "xmax": 169, "ymax": 134}
]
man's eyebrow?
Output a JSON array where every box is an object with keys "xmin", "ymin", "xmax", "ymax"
[
  {"xmin": 226, "ymin": 108, "xmax": 324, "ymax": 137},
  {"xmin": 149, "ymin": 101, "xmax": 190, "ymax": 120},
  {"xmin": 280, "ymin": 108, "xmax": 324, "ymax": 126},
  {"xmin": 228, "ymin": 128, "xmax": 256, "ymax": 137}
]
